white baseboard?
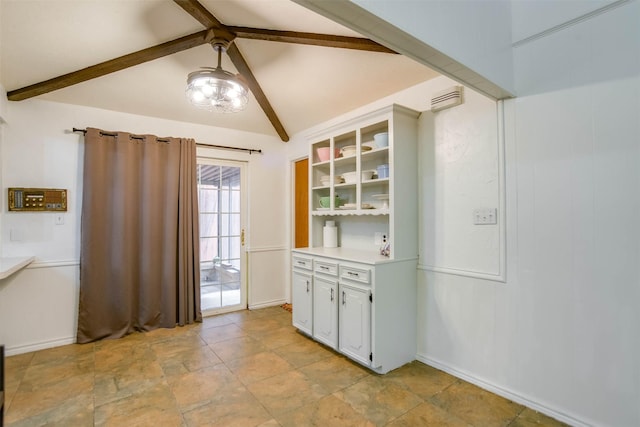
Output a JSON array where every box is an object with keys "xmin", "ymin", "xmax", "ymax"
[
  {"xmin": 6, "ymin": 336, "xmax": 76, "ymax": 356},
  {"xmin": 248, "ymin": 298, "xmax": 288, "ymax": 310},
  {"xmin": 416, "ymin": 353, "xmax": 589, "ymax": 427}
]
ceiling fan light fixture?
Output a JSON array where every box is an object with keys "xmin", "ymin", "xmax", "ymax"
[
  {"xmin": 186, "ymin": 68, "xmax": 248, "ymax": 113},
  {"xmin": 186, "ymin": 43, "xmax": 248, "ymax": 113}
]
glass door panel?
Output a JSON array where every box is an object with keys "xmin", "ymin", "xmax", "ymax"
[{"xmin": 197, "ymin": 160, "xmax": 246, "ymax": 315}]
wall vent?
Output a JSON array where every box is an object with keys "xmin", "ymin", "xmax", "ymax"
[{"xmin": 430, "ymin": 85, "xmax": 464, "ymax": 112}]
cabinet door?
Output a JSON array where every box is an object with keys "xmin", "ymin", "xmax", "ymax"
[
  {"xmin": 292, "ymin": 270, "xmax": 313, "ymax": 335},
  {"xmin": 313, "ymin": 276, "xmax": 338, "ymax": 349},
  {"xmin": 339, "ymin": 283, "xmax": 371, "ymax": 366}
]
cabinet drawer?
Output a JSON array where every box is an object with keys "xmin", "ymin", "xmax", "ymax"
[
  {"xmin": 292, "ymin": 256, "xmax": 313, "ymax": 271},
  {"xmin": 340, "ymin": 265, "xmax": 371, "ymax": 284},
  {"xmin": 314, "ymin": 259, "xmax": 338, "ymax": 276}
]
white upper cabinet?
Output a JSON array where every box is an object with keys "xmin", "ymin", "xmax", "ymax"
[{"xmin": 307, "ymin": 104, "xmax": 419, "ymax": 260}]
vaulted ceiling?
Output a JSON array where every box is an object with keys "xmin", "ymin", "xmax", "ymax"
[{"xmin": 0, "ymin": 0, "xmax": 439, "ymax": 141}]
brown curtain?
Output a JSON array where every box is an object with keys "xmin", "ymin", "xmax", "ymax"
[{"xmin": 77, "ymin": 128, "xmax": 201, "ymax": 343}]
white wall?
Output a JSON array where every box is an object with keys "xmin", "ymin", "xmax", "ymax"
[
  {"xmin": 0, "ymin": 99, "xmax": 289, "ymax": 355},
  {"xmin": 289, "ymin": 1, "xmax": 640, "ymax": 426},
  {"xmin": 414, "ymin": 2, "xmax": 639, "ymax": 427}
]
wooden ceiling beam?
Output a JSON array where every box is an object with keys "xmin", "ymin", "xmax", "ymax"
[
  {"xmin": 229, "ymin": 26, "xmax": 397, "ymax": 54},
  {"xmin": 7, "ymin": 30, "xmax": 212, "ymax": 101},
  {"xmin": 173, "ymin": 0, "xmax": 224, "ymax": 29},
  {"xmin": 226, "ymin": 43, "xmax": 289, "ymax": 142}
]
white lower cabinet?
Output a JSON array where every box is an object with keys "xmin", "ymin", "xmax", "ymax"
[
  {"xmin": 292, "ymin": 250, "xmax": 417, "ymax": 374},
  {"xmin": 292, "ymin": 268, "xmax": 313, "ymax": 336},
  {"xmin": 338, "ymin": 282, "xmax": 371, "ymax": 366},
  {"xmin": 312, "ymin": 275, "xmax": 338, "ymax": 348}
]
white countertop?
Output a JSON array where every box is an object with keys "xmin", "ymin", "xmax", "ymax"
[
  {"xmin": 0, "ymin": 256, "xmax": 35, "ymax": 280},
  {"xmin": 292, "ymin": 247, "xmax": 415, "ymax": 265}
]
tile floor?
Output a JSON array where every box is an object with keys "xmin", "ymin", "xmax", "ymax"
[{"xmin": 3, "ymin": 306, "xmax": 567, "ymax": 426}]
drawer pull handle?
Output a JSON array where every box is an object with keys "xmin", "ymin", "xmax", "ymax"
[
  {"xmin": 297, "ymin": 261, "xmax": 306, "ymax": 265},
  {"xmin": 347, "ymin": 271, "xmax": 359, "ymax": 277},
  {"xmin": 320, "ymin": 266, "xmax": 329, "ymax": 270}
]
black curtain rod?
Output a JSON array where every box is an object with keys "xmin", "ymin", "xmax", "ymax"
[{"xmin": 72, "ymin": 128, "xmax": 262, "ymax": 155}]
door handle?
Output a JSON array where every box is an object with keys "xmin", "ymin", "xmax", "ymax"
[
  {"xmin": 306, "ymin": 280, "xmax": 309, "ymax": 293},
  {"xmin": 241, "ymin": 229, "xmax": 245, "ymax": 246},
  {"xmin": 342, "ymin": 291, "xmax": 346, "ymax": 305},
  {"xmin": 330, "ymin": 288, "xmax": 334, "ymax": 301}
]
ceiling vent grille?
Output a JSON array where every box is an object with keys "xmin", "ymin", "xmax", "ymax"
[{"xmin": 430, "ymin": 86, "xmax": 464, "ymax": 112}]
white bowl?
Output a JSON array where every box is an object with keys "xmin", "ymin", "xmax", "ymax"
[
  {"xmin": 341, "ymin": 170, "xmax": 375, "ymax": 183},
  {"xmin": 320, "ymin": 176, "xmax": 342, "ymax": 186},
  {"xmin": 373, "ymin": 132, "xmax": 388, "ymax": 148},
  {"xmin": 341, "ymin": 145, "xmax": 372, "ymax": 158}
]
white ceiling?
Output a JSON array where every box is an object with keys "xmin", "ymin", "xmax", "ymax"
[{"xmin": 0, "ymin": 0, "xmax": 439, "ymax": 140}]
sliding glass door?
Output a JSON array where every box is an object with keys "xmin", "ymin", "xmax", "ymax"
[{"xmin": 197, "ymin": 159, "xmax": 247, "ymax": 315}]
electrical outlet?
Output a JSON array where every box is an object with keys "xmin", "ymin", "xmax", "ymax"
[
  {"xmin": 473, "ymin": 208, "xmax": 497, "ymax": 225},
  {"xmin": 374, "ymin": 232, "xmax": 383, "ymax": 245}
]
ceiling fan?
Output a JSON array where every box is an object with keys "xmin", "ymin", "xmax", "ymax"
[{"xmin": 6, "ymin": 0, "xmax": 396, "ymax": 142}]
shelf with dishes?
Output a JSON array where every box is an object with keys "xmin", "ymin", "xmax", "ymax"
[{"xmin": 312, "ymin": 207, "xmax": 389, "ymax": 216}]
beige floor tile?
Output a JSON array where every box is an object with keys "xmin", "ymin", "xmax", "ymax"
[
  {"xmin": 144, "ymin": 324, "xmax": 199, "ymax": 343},
  {"xmin": 384, "ymin": 360, "xmax": 458, "ymax": 399},
  {"xmin": 199, "ymin": 323, "xmax": 247, "ymax": 345},
  {"xmin": 207, "ymin": 335, "xmax": 270, "ymax": 363},
  {"xmin": 273, "ymin": 339, "xmax": 335, "ymax": 368},
  {"xmin": 158, "ymin": 345, "xmax": 223, "ymax": 377},
  {"xmin": 5, "ymin": 352, "xmax": 34, "ymax": 370},
  {"xmin": 334, "ymin": 375, "xmax": 423, "ymax": 426},
  {"xmin": 6, "ymin": 373, "xmax": 94, "ymax": 424},
  {"xmin": 239, "ymin": 317, "xmax": 289, "ymax": 337},
  {"xmin": 94, "ymin": 330, "xmax": 150, "ymax": 351},
  {"xmin": 21, "ymin": 352, "xmax": 94, "ymax": 388},
  {"xmin": 226, "ymin": 351, "xmax": 294, "ymax": 385},
  {"xmin": 1, "ymin": 307, "xmax": 557, "ymax": 427},
  {"xmin": 247, "ymin": 370, "xmax": 328, "ymax": 416},
  {"xmin": 168, "ymin": 363, "xmax": 242, "ymax": 411},
  {"xmin": 5, "ymin": 394, "xmax": 94, "ymax": 427},
  {"xmin": 95, "ymin": 341, "xmax": 156, "ymax": 373},
  {"xmin": 200, "ymin": 313, "xmax": 236, "ymax": 329},
  {"xmin": 430, "ymin": 380, "xmax": 524, "ymax": 427},
  {"xmin": 386, "ymin": 401, "xmax": 472, "ymax": 427},
  {"xmin": 4, "ymin": 355, "xmax": 32, "ymax": 411},
  {"xmin": 275, "ymin": 394, "xmax": 375, "ymax": 427},
  {"xmin": 509, "ymin": 408, "xmax": 569, "ymax": 427},
  {"xmin": 151, "ymin": 333, "xmax": 206, "ymax": 358},
  {"xmin": 253, "ymin": 326, "xmax": 310, "ymax": 350},
  {"xmin": 182, "ymin": 384, "xmax": 271, "ymax": 427},
  {"xmin": 299, "ymin": 355, "xmax": 370, "ymax": 393},
  {"xmin": 94, "ymin": 359, "xmax": 165, "ymax": 406},
  {"xmin": 29, "ymin": 343, "xmax": 94, "ymax": 366},
  {"xmin": 95, "ymin": 380, "xmax": 183, "ymax": 427},
  {"xmin": 256, "ymin": 419, "xmax": 281, "ymax": 427}
]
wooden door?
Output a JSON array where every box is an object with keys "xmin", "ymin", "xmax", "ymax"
[{"xmin": 294, "ymin": 158, "xmax": 309, "ymax": 248}]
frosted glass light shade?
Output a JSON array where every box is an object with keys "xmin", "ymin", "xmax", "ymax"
[{"xmin": 186, "ymin": 67, "xmax": 249, "ymax": 113}]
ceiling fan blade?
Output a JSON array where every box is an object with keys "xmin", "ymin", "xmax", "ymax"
[
  {"xmin": 7, "ymin": 30, "xmax": 212, "ymax": 101},
  {"xmin": 173, "ymin": 0, "xmax": 224, "ymax": 28},
  {"xmin": 226, "ymin": 43, "xmax": 289, "ymax": 142},
  {"xmin": 229, "ymin": 26, "xmax": 396, "ymax": 54}
]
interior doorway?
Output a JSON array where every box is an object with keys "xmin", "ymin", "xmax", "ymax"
[
  {"xmin": 294, "ymin": 158, "xmax": 309, "ymax": 248},
  {"xmin": 196, "ymin": 159, "xmax": 247, "ymax": 315}
]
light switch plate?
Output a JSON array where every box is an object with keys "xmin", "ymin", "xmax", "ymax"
[{"xmin": 473, "ymin": 208, "xmax": 497, "ymax": 225}]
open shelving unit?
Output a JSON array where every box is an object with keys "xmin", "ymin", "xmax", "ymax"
[{"xmin": 306, "ymin": 104, "xmax": 419, "ymax": 259}]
